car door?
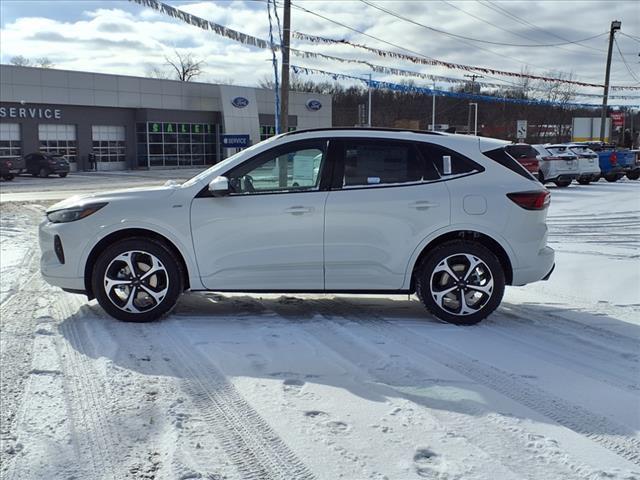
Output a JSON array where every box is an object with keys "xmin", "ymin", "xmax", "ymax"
[
  {"xmin": 191, "ymin": 139, "xmax": 330, "ymax": 291},
  {"xmin": 324, "ymin": 138, "xmax": 450, "ymax": 291}
]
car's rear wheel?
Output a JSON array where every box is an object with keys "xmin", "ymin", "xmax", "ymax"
[
  {"xmin": 604, "ymin": 173, "xmax": 619, "ymax": 182},
  {"xmin": 538, "ymin": 171, "xmax": 545, "ymax": 184},
  {"xmin": 416, "ymin": 241, "xmax": 505, "ymax": 325},
  {"xmin": 577, "ymin": 178, "xmax": 591, "ymax": 185},
  {"xmin": 627, "ymin": 171, "xmax": 639, "ymax": 181},
  {"xmin": 2, "ymin": 174, "xmax": 14, "ymax": 181},
  {"xmin": 38, "ymin": 167, "xmax": 49, "ymax": 178},
  {"xmin": 554, "ymin": 180, "xmax": 571, "ymax": 187},
  {"xmin": 59, "ymin": 172, "xmax": 68, "ymax": 178},
  {"xmin": 91, "ymin": 238, "xmax": 183, "ymax": 322}
]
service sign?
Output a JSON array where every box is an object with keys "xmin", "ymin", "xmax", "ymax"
[
  {"xmin": 306, "ymin": 99, "xmax": 322, "ymax": 111},
  {"xmin": 0, "ymin": 105, "xmax": 62, "ymax": 120},
  {"xmin": 221, "ymin": 134, "xmax": 250, "ymax": 148},
  {"xmin": 231, "ymin": 97, "xmax": 249, "ymax": 109}
]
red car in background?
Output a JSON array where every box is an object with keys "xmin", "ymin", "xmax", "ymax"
[{"xmin": 505, "ymin": 144, "xmax": 540, "ymax": 176}]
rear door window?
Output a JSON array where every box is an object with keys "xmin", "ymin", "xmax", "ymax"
[
  {"xmin": 483, "ymin": 147, "xmax": 534, "ymax": 180},
  {"xmin": 339, "ymin": 139, "xmax": 424, "ymax": 187},
  {"xmin": 417, "ymin": 143, "xmax": 481, "ymax": 176}
]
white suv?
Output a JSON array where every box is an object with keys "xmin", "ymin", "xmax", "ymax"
[{"xmin": 39, "ymin": 129, "xmax": 555, "ymax": 325}]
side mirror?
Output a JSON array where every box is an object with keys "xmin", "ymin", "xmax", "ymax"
[{"xmin": 208, "ymin": 176, "xmax": 230, "ymax": 197}]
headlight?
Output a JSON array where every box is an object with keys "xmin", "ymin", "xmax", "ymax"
[{"xmin": 47, "ymin": 203, "xmax": 108, "ymax": 223}]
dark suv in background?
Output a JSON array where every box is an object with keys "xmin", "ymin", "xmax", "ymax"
[{"xmin": 23, "ymin": 152, "xmax": 70, "ymax": 178}]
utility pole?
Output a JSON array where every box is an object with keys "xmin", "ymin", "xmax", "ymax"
[
  {"xmin": 431, "ymin": 81, "xmax": 436, "ymax": 130},
  {"xmin": 279, "ymin": 0, "xmax": 291, "ymax": 134},
  {"xmin": 600, "ymin": 20, "xmax": 622, "ymax": 142},
  {"xmin": 367, "ymin": 73, "xmax": 372, "ymax": 127},
  {"xmin": 464, "ymin": 74, "xmax": 483, "ymax": 134}
]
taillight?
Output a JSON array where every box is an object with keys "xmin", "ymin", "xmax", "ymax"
[
  {"xmin": 507, "ymin": 191, "xmax": 551, "ymax": 210},
  {"xmin": 6, "ymin": 161, "xmax": 12, "ymax": 168},
  {"xmin": 543, "ymin": 156, "xmax": 565, "ymax": 161},
  {"xmin": 610, "ymin": 152, "xmax": 617, "ymax": 165}
]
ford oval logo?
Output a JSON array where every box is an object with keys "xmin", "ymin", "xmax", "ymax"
[
  {"xmin": 306, "ymin": 99, "xmax": 322, "ymax": 111},
  {"xmin": 231, "ymin": 96, "xmax": 249, "ymax": 108}
]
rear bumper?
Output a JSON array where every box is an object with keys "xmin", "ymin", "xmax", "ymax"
[{"xmin": 511, "ymin": 246, "xmax": 555, "ymax": 286}]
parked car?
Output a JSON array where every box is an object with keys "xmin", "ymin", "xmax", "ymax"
[
  {"xmin": 575, "ymin": 142, "xmax": 625, "ymax": 182},
  {"xmin": 39, "ymin": 129, "xmax": 554, "ymax": 325},
  {"xmin": 532, "ymin": 144, "xmax": 578, "ymax": 187},
  {"xmin": 504, "ymin": 143, "xmax": 539, "ymax": 176},
  {"xmin": 23, "ymin": 152, "xmax": 70, "ymax": 178},
  {"xmin": 627, "ymin": 150, "xmax": 640, "ymax": 180},
  {"xmin": 563, "ymin": 144, "xmax": 601, "ymax": 185},
  {"xmin": 0, "ymin": 156, "xmax": 25, "ymax": 181}
]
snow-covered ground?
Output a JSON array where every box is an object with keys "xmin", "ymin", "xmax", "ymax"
[{"xmin": 0, "ymin": 178, "xmax": 638, "ymax": 480}]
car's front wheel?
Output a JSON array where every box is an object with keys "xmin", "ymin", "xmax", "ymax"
[
  {"xmin": 59, "ymin": 172, "xmax": 68, "ymax": 178},
  {"xmin": 416, "ymin": 241, "xmax": 505, "ymax": 325},
  {"xmin": 92, "ymin": 238, "xmax": 183, "ymax": 322}
]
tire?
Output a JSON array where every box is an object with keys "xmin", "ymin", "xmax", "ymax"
[
  {"xmin": 554, "ymin": 180, "xmax": 571, "ymax": 187},
  {"xmin": 577, "ymin": 178, "xmax": 591, "ymax": 185},
  {"xmin": 415, "ymin": 240, "xmax": 505, "ymax": 325},
  {"xmin": 2, "ymin": 174, "xmax": 14, "ymax": 181},
  {"xmin": 59, "ymin": 172, "xmax": 68, "ymax": 178},
  {"xmin": 604, "ymin": 173, "xmax": 618, "ymax": 183},
  {"xmin": 627, "ymin": 171, "xmax": 639, "ymax": 181},
  {"xmin": 38, "ymin": 167, "xmax": 49, "ymax": 178},
  {"xmin": 91, "ymin": 238, "xmax": 184, "ymax": 322},
  {"xmin": 538, "ymin": 171, "xmax": 545, "ymax": 184}
]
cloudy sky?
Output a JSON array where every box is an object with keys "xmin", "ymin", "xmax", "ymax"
[{"xmin": 1, "ymin": 0, "xmax": 639, "ymax": 104}]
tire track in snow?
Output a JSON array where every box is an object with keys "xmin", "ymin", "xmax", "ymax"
[
  {"xmin": 157, "ymin": 321, "xmax": 315, "ymax": 480},
  {"xmin": 56, "ymin": 297, "xmax": 123, "ymax": 480},
  {"xmin": 264, "ymin": 297, "xmax": 592, "ymax": 480},
  {"xmin": 329, "ymin": 298, "xmax": 640, "ymax": 467}
]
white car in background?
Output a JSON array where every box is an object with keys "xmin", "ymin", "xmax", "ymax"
[
  {"xmin": 532, "ymin": 144, "xmax": 579, "ymax": 187},
  {"xmin": 564, "ymin": 144, "xmax": 601, "ymax": 184},
  {"xmin": 39, "ymin": 129, "xmax": 555, "ymax": 325}
]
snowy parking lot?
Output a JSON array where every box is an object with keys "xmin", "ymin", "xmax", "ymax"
[{"xmin": 0, "ymin": 175, "xmax": 639, "ymax": 479}]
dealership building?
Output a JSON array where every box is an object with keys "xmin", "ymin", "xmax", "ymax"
[{"xmin": 0, "ymin": 65, "xmax": 332, "ymax": 171}]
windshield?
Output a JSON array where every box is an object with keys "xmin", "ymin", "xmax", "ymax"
[{"xmin": 181, "ymin": 135, "xmax": 282, "ymax": 188}]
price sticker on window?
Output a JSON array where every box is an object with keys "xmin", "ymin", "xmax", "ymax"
[{"xmin": 443, "ymin": 155, "xmax": 452, "ymax": 175}]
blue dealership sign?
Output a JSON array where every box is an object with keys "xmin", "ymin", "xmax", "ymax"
[
  {"xmin": 221, "ymin": 134, "xmax": 251, "ymax": 148},
  {"xmin": 306, "ymin": 99, "xmax": 322, "ymax": 111},
  {"xmin": 231, "ymin": 96, "xmax": 249, "ymax": 108}
]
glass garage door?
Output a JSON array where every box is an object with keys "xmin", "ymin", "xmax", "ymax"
[
  {"xmin": 38, "ymin": 124, "xmax": 77, "ymax": 167},
  {"xmin": 92, "ymin": 125, "xmax": 126, "ymax": 171},
  {"xmin": 0, "ymin": 123, "xmax": 22, "ymax": 158}
]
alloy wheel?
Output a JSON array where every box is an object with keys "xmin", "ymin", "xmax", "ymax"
[
  {"xmin": 429, "ymin": 253, "xmax": 494, "ymax": 316},
  {"xmin": 103, "ymin": 250, "xmax": 169, "ymax": 314}
]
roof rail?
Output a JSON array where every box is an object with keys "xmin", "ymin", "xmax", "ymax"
[{"xmin": 281, "ymin": 127, "xmax": 445, "ymax": 137}]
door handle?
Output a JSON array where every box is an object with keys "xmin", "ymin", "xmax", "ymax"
[
  {"xmin": 410, "ymin": 201, "xmax": 438, "ymax": 210},
  {"xmin": 284, "ymin": 206, "xmax": 314, "ymax": 215}
]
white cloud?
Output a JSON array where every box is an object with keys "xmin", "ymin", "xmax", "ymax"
[{"xmin": 0, "ymin": 0, "xmax": 637, "ymax": 104}]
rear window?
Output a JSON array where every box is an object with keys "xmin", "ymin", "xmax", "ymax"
[{"xmin": 483, "ymin": 147, "xmax": 535, "ymax": 180}]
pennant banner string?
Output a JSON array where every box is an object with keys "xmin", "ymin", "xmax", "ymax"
[
  {"xmin": 128, "ymin": 0, "xmax": 639, "ymax": 93},
  {"xmin": 291, "ymin": 65, "xmax": 640, "ymax": 109}
]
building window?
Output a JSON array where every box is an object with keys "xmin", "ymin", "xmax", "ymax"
[
  {"xmin": 137, "ymin": 122, "xmax": 219, "ymax": 168},
  {"xmin": 92, "ymin": 126, "xmax": 125, "ymax": 163},
  {"xmin": 0, "ymin": 123, "xmax": 21, "ymax": 157},
  {"xmin": 38, "ymin": 124, "xmax": 77, "ymax": 162},
  {"xmin": 260, "ymin": 125, "xmax": 296, "ymax": 141}
]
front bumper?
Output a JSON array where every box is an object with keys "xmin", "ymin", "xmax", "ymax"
[{"xmin": 39, "ymin": 218, "xmax": 86, "ymax": 291}]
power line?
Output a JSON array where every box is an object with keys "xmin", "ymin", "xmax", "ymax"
[
  {"xmin": 479, "ymin": 0, "xmax": 608, "ymax": 53},
  {"xmin": 360, "ymin": 0, "xmax": 608, "ymax": 48},
  {"xmin": 614, "ymin": 37, "xmax": 640, "ymax": 83},
  {"xmin": 620, "ymin": 32, "xmax": 640, "ymax": 44},
  {"xmin": 288, "ymin": 3, "xmax": 608, "ymax": 87}
]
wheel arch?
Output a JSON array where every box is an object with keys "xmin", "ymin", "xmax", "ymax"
[
  {"xmin": 409, "ymin": 230, "xmax": 513, "ymax": 292},
  {"xmin": 83, "ymin": 228, "xmax": 191, "ymax": 299}
]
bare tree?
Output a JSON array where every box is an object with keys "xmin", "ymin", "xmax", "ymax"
[
  {"xmin": 164, "ymin": 50, "xmax": 204, "ymax": 82},
  {"xmin": 146, "ymin": 65, "xmax": 171, "ymax": 80},
  {"xmin": 10, "ymin": 55, "xmax": 54, "ymax": 68},
  {"xmin": 10, "ymin": 55, "xmax": 31, "ymax": 66}
]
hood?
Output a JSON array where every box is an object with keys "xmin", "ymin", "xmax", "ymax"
[{"xmin": 46, "ymin": 184, "xmax": 179, "ymax": 212}]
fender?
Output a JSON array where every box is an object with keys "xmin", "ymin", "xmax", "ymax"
[
  {"xmin": 78, "ymin": 219, "xmax": 206, "ymax": 291},
  {"xmin": 401, "ymin": 223, "xmax": 518, "ymax": 290}
]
